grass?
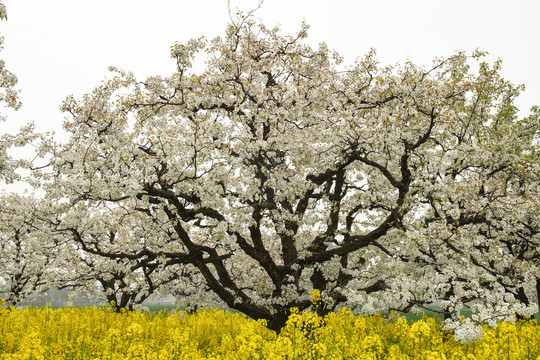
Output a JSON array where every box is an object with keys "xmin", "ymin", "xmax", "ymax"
[
  {"xmin": 144, "ymin": 304, "xmax": 178, "ymax": 313},
  {"xmin": 376, "ymin": 305, "xmax": 540, "ymax": 324}
]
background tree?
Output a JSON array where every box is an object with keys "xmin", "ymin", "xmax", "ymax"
[
  {"xmin": 0, "ymin": 2, "xmax": 20, "ymax": 118},
  {"xmin": 382, "ymin": 64, "xmax": 540, "ymax": 325},
  {"xmin": 0, "ymin": 194, "xmax": 56, "ymax": 307},
  {"xmin": 51, "ymin": 202, "xmax": 190, "ymax": 311},
  {"xmin": 39, "ymin": 16, "xmax": 539, "ymax": 332},
  {"xmin": 0, "ymin": 2, "xmax": 34, "ymax": 184}
]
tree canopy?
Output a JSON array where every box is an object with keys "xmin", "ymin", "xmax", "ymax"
[{"xmin": 2, "ymin": 12, "xmax": 539, "ymax": 336}]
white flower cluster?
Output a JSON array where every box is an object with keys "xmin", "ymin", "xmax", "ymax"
[{"xmin": 443, "ymin": 318, "xmax": 484, "ymax": 344}]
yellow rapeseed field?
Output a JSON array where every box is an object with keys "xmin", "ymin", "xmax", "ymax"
[{"xmin": 1, "ymin": 301, "xmax": 540, "ymax": 359}]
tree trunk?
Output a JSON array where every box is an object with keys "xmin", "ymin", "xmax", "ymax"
[
  {"xmin": 267, "ymin": 310, "xmax": 290, "ymax": 333},
  {"xmin": 515, "ymin": 286, "xmax": 530, "ymax": 321},
  {"xmin": 536, "ymin": 279, "xmax": 540, "ymax": 316}
]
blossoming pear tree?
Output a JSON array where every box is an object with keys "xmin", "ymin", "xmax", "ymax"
[
  {"xmin": 0, "ymin": 4, "xmax": 49, "ymax": 307},
  {"xmin": 0, "ymin": 194, "xmax": 58, "ymax": 307},
  {"xmin": 40, "ymin": 15, "xmax": 539, "ymax": 332},
  {"xmin": 0, "ymin": 2, "xmax": 34, "ymax": 184},
  {"xmin": 49, "ymin": 200, "xmax": 191, "ymax": 311},
  {"xmin": 388, "ymin": 87, "xmax": 540, "ymax": 328},
  {"xmin": 0, "ymin": 2, "xmax": 20, "ymax": 118}
]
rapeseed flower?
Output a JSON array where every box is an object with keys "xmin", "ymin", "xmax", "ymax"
[{"xmin": 1, "ymin": 305, "xmax": 539, "ymax": 359}]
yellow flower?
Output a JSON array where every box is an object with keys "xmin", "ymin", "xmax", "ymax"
[{"xmin": 0, "ymin": 305, "xmax": 540, "ymax": 359}]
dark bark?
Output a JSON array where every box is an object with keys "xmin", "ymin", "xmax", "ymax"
[
  {"xmin": 267, "ymin": 310, "xmax": 290, "ymax": 333},
  {"xmin": 515, "ymin": 286, "xmax": 531, "ymax": 321},
  {"xmin": 537, "ymin": 279, "xmax": 540, "ymax": 316}
]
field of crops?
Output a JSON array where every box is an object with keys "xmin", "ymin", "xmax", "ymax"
[{"xmin": 1, "ymin": 304, "xmax": 540, "ymax": 359}]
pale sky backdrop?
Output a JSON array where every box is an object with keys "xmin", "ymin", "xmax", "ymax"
[{"xmin": 1, "ymin": 0, "xmax": 539, "ymax": 137}]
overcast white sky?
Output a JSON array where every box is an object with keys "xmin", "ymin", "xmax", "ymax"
[{"xmin": 1, "ymin": 0, "xmax": 539, "ymax": 136}]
